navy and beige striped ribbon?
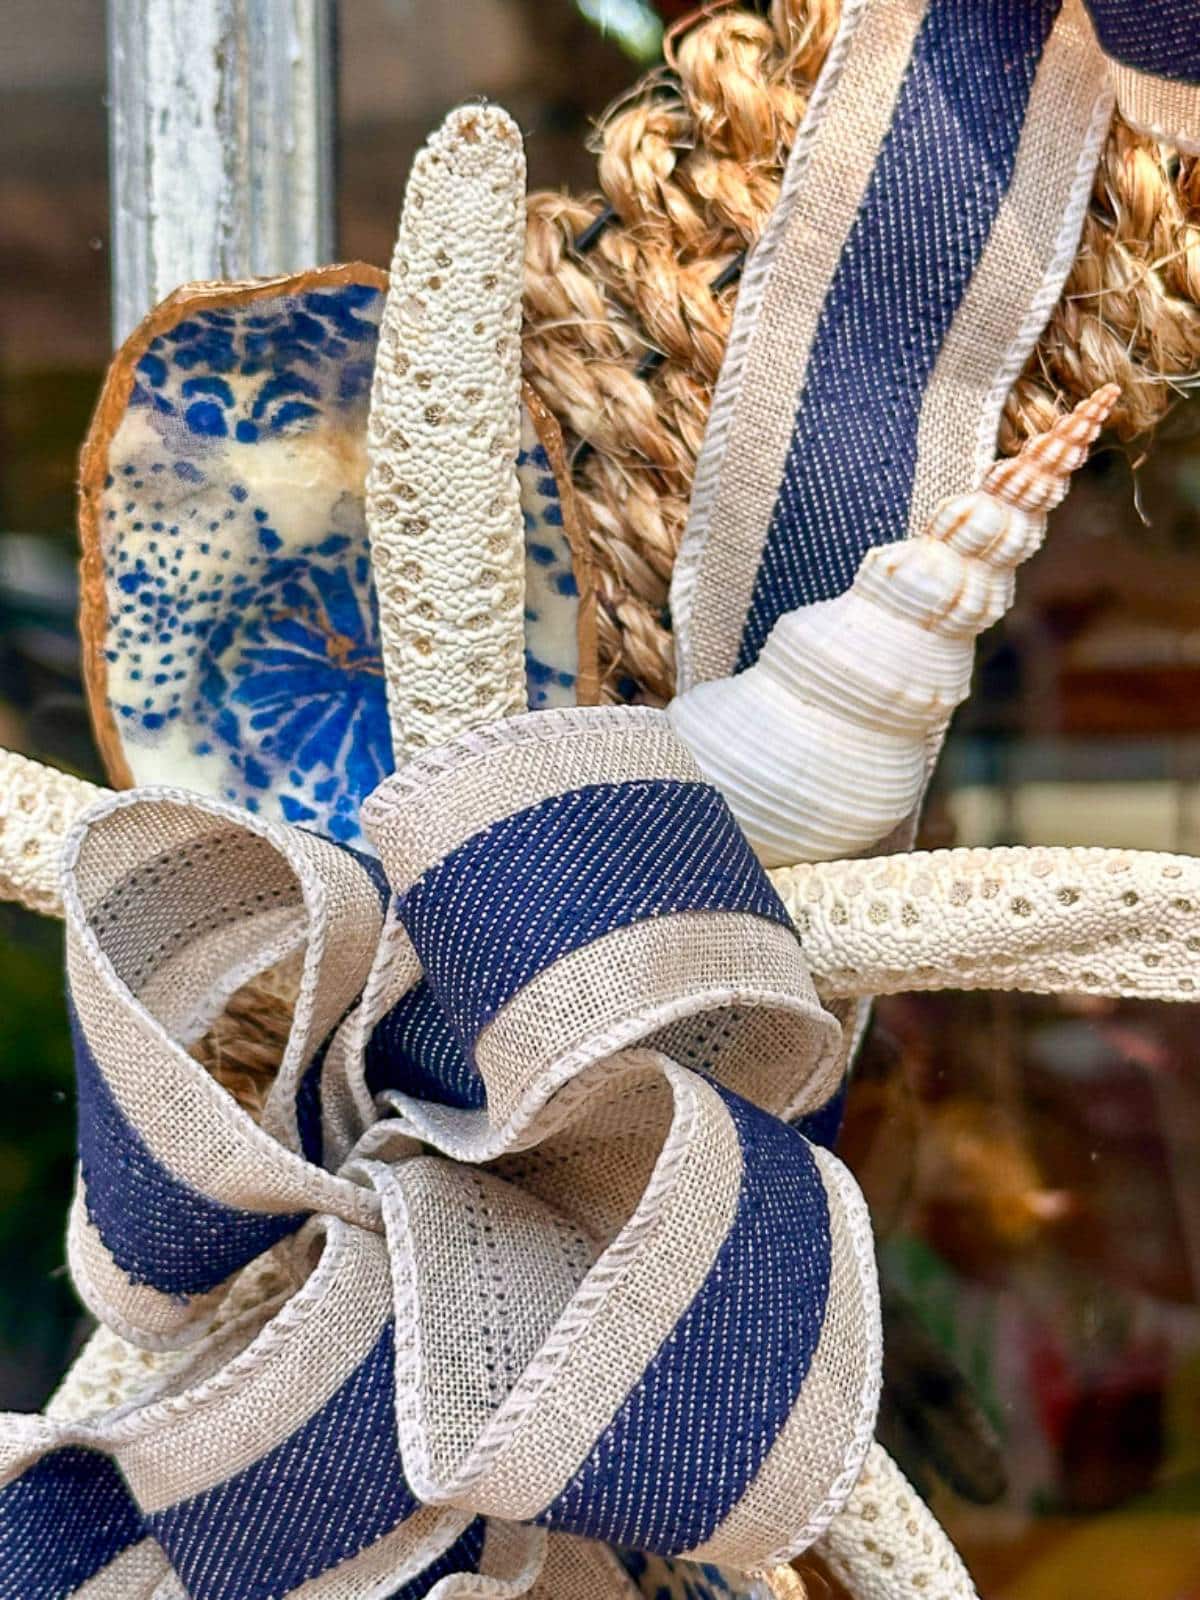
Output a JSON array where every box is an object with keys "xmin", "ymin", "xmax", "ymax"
[
  {"xmin": 673, "ymin": 0, "xmax": 1200, "ymax": 690},
  {"xmin": 0, "ymin": 707, "xmax": 877, "ymax": 1600}
]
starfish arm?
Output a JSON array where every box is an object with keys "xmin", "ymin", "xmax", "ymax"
[
  {"xmin": 0, "ymin": 749, "xmax": 108, "ymax": 917},
  {"xmin": 366, "ymin": 104, "xmax": 528, "ymax": 763},
  {"xmin": 772, "ymin": 845, "xmax": 1200, "ymax": 1003},
  {"xmin": 815, "ymin": 1441, "xmax": 978, "ymax": 1600}
]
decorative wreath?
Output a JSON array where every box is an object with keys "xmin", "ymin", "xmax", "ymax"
[{"xmin": 1, "ymin": 4, "xmax": 1198, "ymax": 1598}]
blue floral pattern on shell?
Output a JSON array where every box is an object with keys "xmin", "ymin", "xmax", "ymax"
[
  {"xmin": 92, "ymin": 276, "xmax": 582, "ymax": 848},
  {"xmin": 96, "ymin": 282, "xmax": 387, "ymax": 843},
  {"xmin": 520, "ymin": 406, "xmax": 581, "ymax": 711},
  {"xmin": 619, "ymin": 1551, "xmax": 769, "ymax": 1600}
]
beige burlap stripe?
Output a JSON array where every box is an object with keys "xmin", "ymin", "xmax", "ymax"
[
  {"xmin": 286, "ymin": 1506, "xmax": 479, "ymax": 1600},
  {"xmin": 451, "ymin": 1068, "xmax": 741, "ymax": 1515},
  {"xmin": 474, "ymin": 1521, "xmax": 554, "ymax": 1596},
  {"xmin": 683, "ymin": 1146, "xmax": 880, "ymax": 1568},
  {"xmin": 324, "ymin": 906, "xmax": 424, "ymax": 1168},
  {"xmin": 907, "ymin": 0, "xmax": 1112, "ymax": 536},
  {"xmin": 472, "ymin": 1521, "xmax": 553, "ymax": 1598},
  {"xmin": 74, "ymin": 1541, "xmax": 169, "ymax": 1599},
  {"xmin": 475, "ymin": 909, "xmax": 836, "ymax": 1131},
  {"xmin": 140, "ymin": 905, "xmax": 306, "ymax": 1046},
  {"xmin": 389, "ymin": 1158, "xmax": 597, "ymax": 1492},
  {"xmin": 380, "ymin": 1061, "xmax": 742, "ymax": 1517},
  {"xmin": 528, "ymin": 1534, "xmax": 642, "ymax": 1599},
  {"xmin": 672, "ymin": 0, "xmax": 924, "ymax": 688},
  {"xmin": 489, "ymin": 1067, "xmax": 675, "ymax": 1250},
  {"xmin": 262, "ymin": 824, "xmax": 388, "ymax": 1147},
  {"xmin": 1109, "ymin": 58, "xmax": 1200, "ymax": 154},
  {"xmin": 67, "ymin": 798, "xmax": 306, "ymax": 1047},
  {"xmin": 112, "ymin": 1222, "xmax": 392, "ymax": 1511},
  {"xmin": 365, "ymin": 706, "xmax": 694, "ymax": 890}
]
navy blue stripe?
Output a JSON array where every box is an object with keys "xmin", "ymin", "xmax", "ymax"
[
  {"xmin": 389, "ymin": 1519, "xmax": 487, "ymax": 1598},
  {"xmin": 738, "ymin": 0, "xmax": 1061, "ymax": 670},
  {"xmin": 1085, "ymin": 1, "xmax": 1200, "ymax": 81},
  {"xmin": 295, "ymin": 1040, "xmax": 329, "ymax": 1164},
  {"xmin": 0, "ymin": 1448, "xmax": 145, "ymax": 1600},
  {"xmin": 541, "ymin": 1084, "xmax": 832, "ymax": 1553},
  {"xmin": 366, "ymin": 979, "xmax": 486, "ymax": 1110},
  {"xmin": 71, "ymin": 999, "xmax": 307, "ymax": 1297},
  {"xmin": 400, "ymin": 780, "xmax": 792, "ymax": 1051},
  {"xmin": 151, "ymin": 1322, "xmax": 419, "ymax": 1600},
  {"xmin": 794, "ymin": 1078, "xmax": 847, "ymax": 1151},
  {"xmin": 293, "ymin": 836, "xmax": 391, "ymax": 1163}
]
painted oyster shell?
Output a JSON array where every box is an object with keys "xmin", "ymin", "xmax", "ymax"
[{"xmin": 79, "ymin": 266, "xmax": 595, "ymax": 847}]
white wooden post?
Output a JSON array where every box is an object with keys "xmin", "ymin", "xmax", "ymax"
[{"xmin": 107, "ymin": 0, "xmax": 336, "ymax": 344}]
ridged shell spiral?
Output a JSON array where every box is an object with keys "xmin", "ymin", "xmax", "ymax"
[{"xmin": 668, "ymin": 385, "xmax": 1119, "ymax": 867}]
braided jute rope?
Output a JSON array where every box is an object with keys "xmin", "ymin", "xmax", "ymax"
[{"xmin": 522, "ymin": 0, "xmax": 1200, "ymax": 703}]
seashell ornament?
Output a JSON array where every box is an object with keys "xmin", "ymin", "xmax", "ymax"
[{"xmin": 669, "ymin": 384, "xmax": 1120, "ymax": 867}]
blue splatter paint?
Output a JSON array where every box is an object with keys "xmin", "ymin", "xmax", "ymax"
[
  {"xmin": 98, "ymin": 277, "xmax": 583, "ymax": 847},
  {"xmin": 519, "ymin": 420, "xmax": 583, "ymax": 710},
  {"xmin": 618, "ymin": 1550, "xmax": 761, "ymax": 1599}
]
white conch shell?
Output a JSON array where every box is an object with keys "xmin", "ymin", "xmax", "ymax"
[{"xmin": 669, "ymin": 385, "xmax": 1119, "ymax": 867}]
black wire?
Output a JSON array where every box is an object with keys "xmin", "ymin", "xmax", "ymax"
[
  {"xmin": 710, "ymin": 249, "xmax": 747, "ymax": 293},
  {"xmin": 572, "ymin": 205, "xmax": 619, "ymax": 255},
  {"xmin": 568, "ymin": 247, "xmax": 749, "ymax": 474}
]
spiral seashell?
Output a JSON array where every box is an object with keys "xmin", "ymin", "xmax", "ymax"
[{"xmin": 668, "ymin": 385, "xmax": 1119, "ymax": 867}]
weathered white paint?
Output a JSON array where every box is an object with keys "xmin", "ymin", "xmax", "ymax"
[{"xmin": 107, "ymin": 0, "xmax": 334, "ymax": 343}]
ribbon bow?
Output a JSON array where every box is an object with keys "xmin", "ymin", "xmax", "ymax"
[{"xmin": 1, "ymin": 707, "xmax": 884, "ymax": 1600}]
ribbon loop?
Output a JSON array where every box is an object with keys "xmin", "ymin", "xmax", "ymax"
[
  {"xmin": 62, "ymin": 788, "xmax": 386, "ymax": 1348},
  {"xmin": 366, "ymin": 1049, "xmax": 879, "ymax": 1567},
  {"xmin": 363, "ymin": 707, "xmax": 842, "ymax": 1142}
]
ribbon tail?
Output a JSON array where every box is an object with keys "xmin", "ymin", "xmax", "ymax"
[{"xmin": 672, "ymin": 0, "xmax": 1111, "ymax": 689}]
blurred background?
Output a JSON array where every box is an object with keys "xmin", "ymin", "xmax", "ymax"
[{"xmin": 2, "ymin": 1, "xmax": 1199, "ymax": 1593}]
